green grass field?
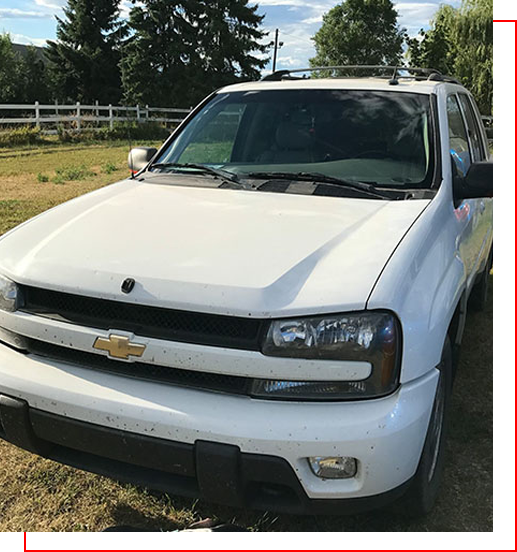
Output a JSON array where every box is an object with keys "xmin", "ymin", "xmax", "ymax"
[{"xmin": 0, "ymin": 142, "xmax": 492, "ymax": 531}]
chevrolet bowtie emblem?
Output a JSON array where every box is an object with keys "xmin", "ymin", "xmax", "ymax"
[{"xmin": 93, "ymin": 334, "xmax": 146, "ymax": 360}]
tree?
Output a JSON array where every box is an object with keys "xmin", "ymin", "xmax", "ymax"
[
  {"xmin": 405, "ymin": 5, "xmax": 457, "ymax": 74},
  {"xmin": 406, "ymin": 0, "xmax": 492, "ymax": 114},
  {"xmin": 19, "ymin": 46, "xmax": 52, "ymax": 103},
  {"xmin": 121, "ymin": 0, "xmax": 269, "ymax": 108},
  {"xmin": 46, "ymin": 0, "xmax": 125, "ymax": 104},
  {"xmin": 453, "ymin": 0, "xmax": 492, "ymax": 115},
  {"xmin": 310, "ymin": 0, "xmax": 404, "ymax": 70},
  {"xmin": 196, "ymin": 0, "xmax": 269, "ymax": 92},
  {"xmin": 120, "ymin": 0, "xmax": 201, "ymax": 108},
  {"xmin": 0, "ymin": 34, "xmax": 23, "ymax": 103}
]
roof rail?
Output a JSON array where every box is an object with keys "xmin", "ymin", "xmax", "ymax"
[{"xmin": 261, "ymin": 65, "xmax": 460, "ymax": 85}]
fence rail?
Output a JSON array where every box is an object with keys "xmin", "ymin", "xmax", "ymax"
[{"xmin": 0, "ymin": 101, "xmax": 192, "ymax": 132}]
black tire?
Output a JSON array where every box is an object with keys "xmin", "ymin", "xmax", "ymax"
[
  {"xmin": 401, "ymin": 337, "xmax": 453, "ymax": 517},
  {"xmin": 469, "ymin": 249, "xmax": 492, "ymax": 312}
]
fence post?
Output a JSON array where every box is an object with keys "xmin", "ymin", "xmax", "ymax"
[
  {"xmin": 35, "ymin": 101, "xmax": 40, "ymax": 127},
  {"xmin": 136, "ymin": 104, "xmax": 141, "ymax": 123},
  {"xmin": 145, "ymin": 104, "xmax": 149, "ymax": 122},
  {"xmin": 76, "ymin": 101, "xmax": 81, "ymax": 131},
  {"xmin": 109, "ymin": 104, "xmax": 113, "ymax": 130},
  {"xmin": 54, "ymin": 99, "xmax": 58, "ymax": 117}
]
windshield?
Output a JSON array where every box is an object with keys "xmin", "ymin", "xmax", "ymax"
[{"xmin": 155, "ymin": 89, "xmax": 434, "ymax": 188}]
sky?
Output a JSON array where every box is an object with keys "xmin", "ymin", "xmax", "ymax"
[{"xmin": 0, "ymin": 0, "xmax": 462, "ymax": 72}]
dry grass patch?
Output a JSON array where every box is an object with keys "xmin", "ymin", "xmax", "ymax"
[{"xmin": 0, "ymin": 142, "xmax": 159, "ymax": 236}]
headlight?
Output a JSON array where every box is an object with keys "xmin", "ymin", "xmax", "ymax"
[
  {"xmin": 256, "ymin": 311, "xmax": 400, "ymax": 400},
  {"xmin": 0, "ymin": 274, "xmax": 20, "ymax": 312}
]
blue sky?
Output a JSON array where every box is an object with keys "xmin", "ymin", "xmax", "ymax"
[{"xmin": 0, "ymin": 0, "xmax": 461, "ymax": 71}]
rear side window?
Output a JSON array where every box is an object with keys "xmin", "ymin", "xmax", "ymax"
[
  {"xmin": 447, "ymin": 95, "xmax": 471, "ymax": 177},
  {"xmin": 459, "ymin": 93, "xmax": 485, "ymax": 161}
]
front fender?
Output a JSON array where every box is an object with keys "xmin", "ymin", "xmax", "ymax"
[{"xmin": 367, "ymin": 190, "xmax": 466, "ymax": 384}]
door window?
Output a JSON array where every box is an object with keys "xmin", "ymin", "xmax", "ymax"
[
  {"xmin": 459, "ymin": 93, "xmax": 485, "ymax": 161},
  {"xmin": 447, "ymin": 95, "xmax": 471, "ymax": 177}
]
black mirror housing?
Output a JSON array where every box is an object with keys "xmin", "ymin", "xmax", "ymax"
[
  {"xmin": 128, "ymin": 147, "xmax": 158, "ymax": 174},
  {"xmin": 454, "ymin": 161, "xmax": 493, "ymax": 200}
]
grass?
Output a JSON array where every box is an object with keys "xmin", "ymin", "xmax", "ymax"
[
  {"xmin": 0, "ymin": 141, "xmax": 159, "ymax": 236},
  {"xmin": 0, "ymin": 142, "xmax": 492, "ymax": 531}
]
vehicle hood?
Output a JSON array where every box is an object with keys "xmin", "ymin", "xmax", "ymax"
[{"xmin": 0, "ymin": 179, "xmax": 429, "ymax": 317}]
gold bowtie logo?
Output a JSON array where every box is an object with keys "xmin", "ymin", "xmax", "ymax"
[{"xmin": 93, "ymin": 334, "xmax": 146, "ymax": 360}]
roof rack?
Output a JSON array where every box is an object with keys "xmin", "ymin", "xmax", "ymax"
[{"xmin": 261, "ymin": 65, "xmax": 461, "ymax": 85}]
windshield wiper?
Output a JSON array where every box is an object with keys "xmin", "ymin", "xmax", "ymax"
[
  {"xmin": 149, "ymin": 162, "xmax": 241, "ymax": 184},
  {"xmin": 245, "ymin": 171, "xmax": 394, "ymax": 199}
]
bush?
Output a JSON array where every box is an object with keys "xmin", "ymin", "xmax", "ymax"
[
  {"xmin": 57, "ymin": 125, "xmax": 81, "ymax": 143},
  {"xmin": 53, "ymin": 164, "xmax": 94, "ymax": 184},
  {"xmin": 98, "ymin": 121, "xmax": 171, "ymax": 141},
  {"xmin": 37, "ymin": 173, "xmax": 49, "ymax": 183},
  {"xmin": 102, "ymin": 161, "xmax": 118, "ymax": 174},
  {"xmin": 56, "ymin": 121, "xmax": 170, "ymax": 143},
  {"xmin": 0, "ymin": 126, "xmax": 41, "ymax": 146}
]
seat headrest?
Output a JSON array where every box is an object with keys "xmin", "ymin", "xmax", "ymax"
[{"xmin": 276, "ymin": 122, "xmax": 311, "ymax": 150}]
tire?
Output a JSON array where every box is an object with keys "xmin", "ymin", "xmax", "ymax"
[
  {"xmin": 469, "ymin": 248, "xmax": 492, "ymax": 312},
  {"xmin": 400, "ymin": 337, "xmax": 453, "ymax": 517}
]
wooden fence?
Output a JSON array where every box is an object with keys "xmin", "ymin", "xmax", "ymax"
[{"xmin": 0, "ymin": 102, "xmax": 192, "ymax": 133}]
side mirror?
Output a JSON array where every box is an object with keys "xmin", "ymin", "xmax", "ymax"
[
  {"xmin": 128, "ymin": 147, "xmax": 157, "ymax": 174},
  {"xmin": 454, "ymin": 161, "xmax": 493, "ymax": 200}
]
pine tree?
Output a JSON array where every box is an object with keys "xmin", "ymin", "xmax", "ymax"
[
  {"xmin": 121, "ymin": 0, "xmax": 269, "ymax": 107},
  {"xmin": 20, "ymin": 46, "xmax": 52, "ymax": 103},
  {"xmin": 196, "ymin": 0, "xmax": 269, "ymax": 93},
  {"xmin": 46, "ymin": 0, "xmax": 125, "ymax": 103},
  {"xmin": 121, "ymin": 0, "xmax": 200, "ymax": 107}
]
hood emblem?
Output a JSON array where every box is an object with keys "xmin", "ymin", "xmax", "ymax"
[
  {"xmin": 121, "ymin": 278, "xmax": 136, "ymax": 294},
  {"xmin": 93, "ymin": 334, "xmax": 146, "ymax": 360}
]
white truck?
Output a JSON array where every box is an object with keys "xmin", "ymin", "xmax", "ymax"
[{"xmin": 0, "ymin": 67, "xmax": 492, "ymax": 516}]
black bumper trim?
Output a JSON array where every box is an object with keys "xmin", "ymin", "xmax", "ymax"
[{"xmin": 0, "ymin": 394, "xmax": 411, "ymax": 515}]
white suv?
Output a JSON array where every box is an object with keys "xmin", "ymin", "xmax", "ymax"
[{"xmin": 0, "ymin": 67, "xmax": 492, "ymax": 516}]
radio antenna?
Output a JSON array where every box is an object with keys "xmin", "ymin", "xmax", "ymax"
[{"xmin": 127, "ymin": 105, "xmax": 135, "ymax": 179}]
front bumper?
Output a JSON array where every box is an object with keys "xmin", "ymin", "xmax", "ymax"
[{"xmin": 0, "ymin": 342, "xmax": 439, "ymax": 513}]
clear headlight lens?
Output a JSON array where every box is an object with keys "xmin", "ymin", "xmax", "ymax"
[
  {"xmin": 0, "ymin": 274, "xmax": 19, "ymax": 312},
  {"xmin": 257, "ymin": 311, "xmax": 400, "ymax": 400}
]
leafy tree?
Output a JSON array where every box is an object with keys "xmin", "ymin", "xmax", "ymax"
[
  {"xmin": 0, "ymin": 34, "xmax": 23, "ymax": 103},
  {"xmin": 406, "ymin": 0, "xmax": 492, "ymax": 114},
  {"xmin": 310, "ymin": 0, "xmax": 404, "ymax": 71},
  {"xmin": 46, "ymin": 0, "xmax": 125, "ymax": 104},
  {"xmin": 121, "ymin": 0, "xmax": 269, "ymax": 107},
  {"xmin": 405, "ymin": 5, "xmax": 457, "ymax": 74},
  {"xmin": 454, "ymin": 0, "xmax": 492, "ymax": 115}
]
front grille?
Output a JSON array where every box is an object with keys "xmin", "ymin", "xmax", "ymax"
[
  {"xmin": 20, "ymin": 286, "xmax": 265, "ymax": 350},
  {"xmin": 27, "ymin": 338, "xmax": 251, "ymax": 396}
]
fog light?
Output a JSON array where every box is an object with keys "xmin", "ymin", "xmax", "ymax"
[{"xmin": 308, "ymin": 456, "xmax": 357, "ymax": 479}]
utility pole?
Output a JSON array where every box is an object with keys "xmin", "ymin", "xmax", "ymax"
[{"xmin": 272, "ymin": 29, "xmax": 283, "ymax": 73}]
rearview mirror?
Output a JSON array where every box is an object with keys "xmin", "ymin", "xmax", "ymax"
[
  {"xmin": 128, "ymin": 147, "xmax": 158, "ymax": 174},
  {"xmin": 454, "ymin": 161, "xmax": 493, "ymax": 200}
]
